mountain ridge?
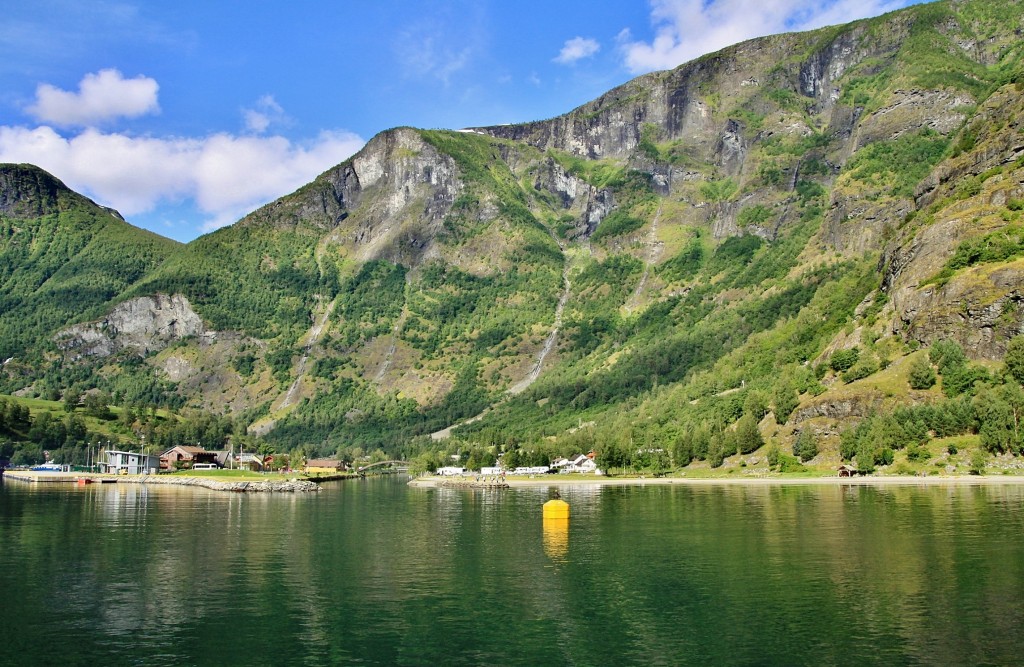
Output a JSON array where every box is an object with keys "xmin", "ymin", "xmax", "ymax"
[{"xmin": 4, "ymin": 0, "xmax": 1024, "ymax": 474}]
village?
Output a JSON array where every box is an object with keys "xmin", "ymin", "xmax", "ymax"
[
  {"xmin": 8, "ymin": 445, "xmax": 604, "ymax": 481},
  {"xmin": 435, "ymin": 451, "xmax": 601, "ymax": 477}
]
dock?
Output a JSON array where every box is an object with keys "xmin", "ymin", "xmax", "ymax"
[{"xmin": 1, "ymin": 470, "xmax": 118, "ymax": 484}]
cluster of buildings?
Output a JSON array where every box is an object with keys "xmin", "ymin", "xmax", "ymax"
[
  {"xmin": 437, "ymin": 452, "xmax": 600, "ymax": 477},
  {"xmin": 96, "ymin": 447, "xmax": 350, "ymax": 475}
]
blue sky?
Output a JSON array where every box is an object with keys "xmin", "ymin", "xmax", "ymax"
[{"xmin": 0, "ymin": 0, "xmax": 925, "ymax": 242}]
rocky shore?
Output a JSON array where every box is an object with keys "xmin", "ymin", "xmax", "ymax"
[
  {"xmin": 409, "ymin": 474, "xmax": 1024, "ymax": 488},
  {"xmin": 130, "ymin": 475, "xmax": 322, "ymax": 493}
]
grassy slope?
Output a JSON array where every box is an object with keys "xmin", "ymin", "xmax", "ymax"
[
  {"xmin": 431, "ymin": 0, "xmax": 1024, "ymax": 473},
  {"xmin": 5, "ymin": 1, "xmax": 1024, "ymax": 474}
]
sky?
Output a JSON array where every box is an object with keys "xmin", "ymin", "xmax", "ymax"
[{"xmin": 0, "ymin": 0, "xmax": 926, "ymax": 242}]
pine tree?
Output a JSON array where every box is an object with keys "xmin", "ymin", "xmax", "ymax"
[
  {"xmin": 735, "ymin": 414, "xmax": 764, "ymax": 455},
  {"xmin": 908, "ymin": 356, "xmax": 937, "ymax": 390},
  {"xmin": 856, "ymin": 439, "xmax": 875, "ymax": 474},
  {"xmin": 1005, "ymin": 335, "xmax": 1024, "ymax": 385},
  {"xmin": 793, "ymin": 429, "xmax": 818, "ymax": 462},
  {"xmin": 773, "ymin": 383, "xmax": 799, "ymax": 425}
]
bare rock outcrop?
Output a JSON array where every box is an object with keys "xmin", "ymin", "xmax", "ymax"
[{"xmin": 55, "ymin": 294, "xmax": 206, "ymax": 358}]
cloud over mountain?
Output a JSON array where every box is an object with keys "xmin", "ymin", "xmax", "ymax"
[
  {"xmin": 3, "ymin": 71, "xmax": 364, "ymax": 233},
  {"xmin": 26, "ymin": 69, "xmax": 160, "ymax": 127},
  {"xmin": 620, "ymin": 0, "xmax": 917, "ymax": 74}
]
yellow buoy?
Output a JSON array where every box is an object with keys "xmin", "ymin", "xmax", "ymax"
[{"xmin": 543, "ymin": 498, "xmax": 570, "ymax": 519}]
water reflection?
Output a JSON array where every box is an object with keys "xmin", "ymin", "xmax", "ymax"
[
  {"xmin": 4, "ymin": 478, "xmax": 1024, "ymax": 665},
  {"xmin": 542, "ymin": 517, "xmax": 569, "ymax": 561}
]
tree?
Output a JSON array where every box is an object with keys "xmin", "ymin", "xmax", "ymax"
[
  {"xmin": 692, "ymin": 424, "xmax": 711, "ymax": 460},
  {"xmin": 673, "ymin": 431, "xmax": 694, "ymax": 467},
  {"xmin": 930, "ymin": 339, "xmax": 966, "ymax": 374},
  {"xmin": 743, "ymin": 389, "xmax": 769, "ymax": 421},
  {"xmin": 974, "ymin": 386, "xmax": 1022, "ymax": 454},
  {"xmin": 856, "ymin": 439, "xmax": 875, "ymax": 474},
  {"xmin": 120, "ymin": 406, "xmax": 137, "ymax": 427},
  {"xmin": 942, "ymin": 363, "xmax": 991, "ymax": 398},
  {"xmin": 707, "ymin": 435, "xmax": 726, "ymax": 468},
  {"xmin": 970, "ymin": 449, "xmax": 988, "ymax": 475},
  {"xmin": 1006, "ymin": 335, "xmax": 1024, "ymax": 385},
  {"xmin": 11, "ymin": 444, "xmax": 43, "ymax": 466},
  {"xmin": 63, "ymin": 388, "xmax": 81, "ymax": 414},
  {"xmin": 502, "ymin": 447, "xmax": 523, "ymax": 470},
  {"xmin": 595, "ymin": 440, "xmax": 625, "ymax": 472},
  {"xmin": 908, "ymin": 356, "xmax": 937, "ymax": 390},
  {"xmin": 773, "ymin": 384, "xmax": 799, "ymax": 425},
  {"xmin": 735, "ymin": 414, "xmax": 764, "ymax": 455},
  {"xmin": 793, "ymin": 429, "xmax": 818, "ymax": 462},
  {"xmin": 83, "ymin": 392, "xmax": 112, "ymax": 420},
  {"xmin": 830, "ymin": 348, "xmax": 860, "ymax": 372}
]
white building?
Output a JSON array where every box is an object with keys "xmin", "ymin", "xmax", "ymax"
[
  {"xmin": 436, "ymin": 466, "xmax": 466, "ymax": 476},
  {"xmin": 566, "ymin": 454, "xmax": 599, "ymax": 474},
  {"xmin": 101, "ymin": 450, "xmax": 160, "ymax": 475},
  {"xmin": 512, "ymin": 466, "xmax": 550, "ymax": 475},
  {"xmin": 551, "ymin": 457, "xmax": 572, "ymax": 471}
]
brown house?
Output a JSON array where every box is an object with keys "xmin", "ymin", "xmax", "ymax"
[
  {"xmin": 160, "ymin": 445, "xmax": 218, "ymax": 470},
  {"xmin": 305, "ymin": 459, "xmax": 345, "ymax": 474}
]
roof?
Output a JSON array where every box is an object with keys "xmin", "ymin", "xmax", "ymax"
[
  {"xmin": 306, "ymin": 459, "xmax": 342, "ymax": 468},
  {"xmin": 161, "ymin": 445, "xmax": 210, "ymax": 456}
]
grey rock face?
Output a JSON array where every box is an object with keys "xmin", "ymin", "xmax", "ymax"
[{"xmin": 55, "ymin": 294, "xmax": 206, "ymax": 358}]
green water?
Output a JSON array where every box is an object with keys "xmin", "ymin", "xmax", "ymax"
[{"xmin": 2, "ymin": 477, "xmax": 1023, "ymax": 666}]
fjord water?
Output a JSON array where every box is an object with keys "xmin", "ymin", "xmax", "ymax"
[{"xmin": 2, "ymin": 477, "xmax": 1024, "ymax": 666}]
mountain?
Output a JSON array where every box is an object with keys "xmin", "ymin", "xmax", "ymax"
[
  {"xmin": 0, "ymin": 164, "xmax": 180, "ymax": 369},
  {"xmin": 4, "ymin": 0, "xmax": 1024, "ymax": 471}
]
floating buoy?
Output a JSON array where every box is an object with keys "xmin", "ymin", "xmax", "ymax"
[
  {"xmin": 543, "ymin": 492, "xmax": 569, "ymax": 560},
  {"xmin": 543, "ymin": 497, "xmax": 570, "ymax": 519}
]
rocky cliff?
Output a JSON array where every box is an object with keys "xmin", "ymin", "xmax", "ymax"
[
  {"xmin": 3, "ymin": 0, "xmax": 1024, "ymax": 455},
  {"xmin": 55, "ymin": 294, "xmax": 207, "ymax": 358}
]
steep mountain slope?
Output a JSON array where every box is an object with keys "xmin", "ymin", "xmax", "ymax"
[
  {"xmin": 0, "ymin": 164, "xmax": 180, "ymax": 371},
  {"xmin": 3, "ymin": 0, "xmax": 1024, "ymax": 468}
]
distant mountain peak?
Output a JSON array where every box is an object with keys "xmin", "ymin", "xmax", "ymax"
[{"xmin": 0, "ymin": 163, "xmax": 119, "ymax": 220}]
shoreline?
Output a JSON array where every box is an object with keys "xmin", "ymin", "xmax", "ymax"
[
  {"xmin": 408, "ymin": 473, "xmax": 1024, "ymax": 488},
  {"xmin": 1, "ymin": 470, "xmax": 323, "ymax": 492}
]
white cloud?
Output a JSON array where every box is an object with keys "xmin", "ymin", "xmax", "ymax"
[
  {"xmin": 242, "ymin": 95, "xmax": 287, "ymax": 134},
  {"xmin": 0, "ymin": 124, "xmax": 365, "ymax": 232},
  {"xmin": 26, "ymin": 69, "xmax": 160, "ymax": 127},
  {"xmin": 621, "ymin": 0, "xmax": 915, "ymax": 74},
  {"xmin": 554, "ymin": 37, "xmax": 601, "ymax": 65},
  {"xmin": 395, "ymin": 31, "xmax": 471, "ymax": 84},
  {"xmin": 392, "ymin": 7, "xmax": 485, "ymax": 86}
]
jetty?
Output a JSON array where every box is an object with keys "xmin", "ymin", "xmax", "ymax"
[{"xmin": 1, "ymin": 470, "xmax": 322, "ymax": 493}]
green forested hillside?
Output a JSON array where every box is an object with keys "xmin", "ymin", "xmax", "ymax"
[
  {"xmin": 0, "ymin": 164, "xmax": 180, "ymax": 362},
  {"xmin": 4, "ymin": 0, "xmax": 1024, "ymax": 475}
]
